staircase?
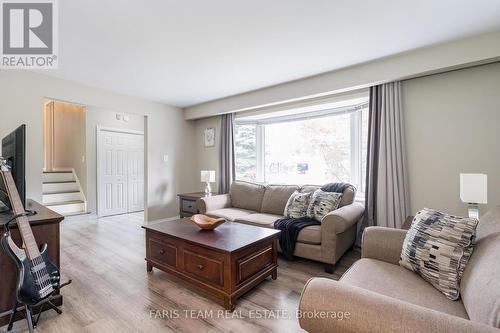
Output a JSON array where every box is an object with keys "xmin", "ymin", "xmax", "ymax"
[{"xmin": 42, "ymin": 170, "xmax": 87, "ymax": 216}]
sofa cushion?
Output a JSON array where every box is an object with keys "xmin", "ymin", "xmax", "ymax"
[
  {"xmin": 342, "ymin": 258, "xmax": 469, "ymax": 319},
  {"xmin": 261, "ymin": 184, "xmax": 299, "ymax": 215},
  {"xmin": 230, "ymin": 181, "xmax": 266, "ymax": 212},
  {"xmin": 296, "ymin": 225, "xmax": 321, "ymax": 245},
  {"xmin": 399, "ymin": 208, "xmax": 478, "ymax": 300},
  {"xmin": 301, "ymin": 184, "xmax": 355, "ymax": 207},
  {"xmin": 460, "ymin": 206, "xmax": 500, "ymax": 328},
  {"xmin": 206, "ymin": 208, "xmax": 255, "ymax": 221},
  {"xmin": 284, "ymin": 190, "xmax": 312, "ymax": 218},
  {"xmin": 236, "ymin": 213, "xmax": 282, "ymax": 228},
  {"xmin": 306, "ymin": 189, "xmax": 343, "ymax": 221}
]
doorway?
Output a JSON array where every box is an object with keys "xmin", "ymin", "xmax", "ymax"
[
  {"xmin": 97, "ymin": 127, "xmax": 145, "ymax": 217},
  {"xmin": 42, "ymin": 100, "xmax": 87, "ymax": 215}
]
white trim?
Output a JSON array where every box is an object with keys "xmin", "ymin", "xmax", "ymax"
[
  {"xmin": 97, "ymin": 126, "xmax": 144, "ymax": 136},
  {"xmin": 234, "ymin": 102, "xmax": 369, "ymax": 187},
  {"xmin": 71, "ymin": 167, "xmax": 87, "ymax": 213},
  {"xmin": 256, "ymin": 124, "xmax": 265, "ymax": 182},
  {"xmin": 350, "ymin": 111, "xmax": 362, "ymax": 190},
  {"xmin": 234, "ymin": 89, "xmax": 369, "ymax": 121},
  {"xmin": 236, "ymin": 101, "xmax": 368, "ymax": 125}
]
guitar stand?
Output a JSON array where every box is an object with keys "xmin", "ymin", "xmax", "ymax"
[{"xmin": 6, "ymin": 279, "xmax": 72, "ymax": 333}]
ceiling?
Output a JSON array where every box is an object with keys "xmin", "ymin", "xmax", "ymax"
[{"xmin": 42, "ymin": 0, "xmax": 500, "ymax": 107}]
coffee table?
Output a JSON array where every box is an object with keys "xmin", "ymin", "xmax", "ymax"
[{"xmin": 142, "ymin": 218, "xmax": 280, "ymax": 311}]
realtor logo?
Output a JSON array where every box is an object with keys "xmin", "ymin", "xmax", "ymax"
[{"xmin": 1, "ymin": 0, "xmax": 58, "ymax": 68}]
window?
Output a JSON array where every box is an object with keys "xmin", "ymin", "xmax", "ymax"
[{"xmin": 234, "ymin": 97, "xmax": 369, "ymax": 193}]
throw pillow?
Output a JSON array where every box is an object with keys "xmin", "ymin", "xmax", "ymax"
[
  {"xmin": 399, "ymin": 208, "xmax": 479, "ymax": 300},
  {"xmin": 283, "ymin": 191, "xmax": 312, "ymax": 218},
  {"xmin": 306, "ymin": 189, "xmax": 343, "ymax": 221}
]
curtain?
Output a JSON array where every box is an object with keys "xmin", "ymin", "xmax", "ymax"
[
  {"xmin": 361, "ymin": 81, "xmax": 410, "ymax": 232},
  {"xmin": 218, "ymin": 113, "xmax": 235, "ymax": 194}
]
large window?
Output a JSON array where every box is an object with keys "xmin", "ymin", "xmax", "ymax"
[{"xmin": 234, "ymin": 98, "xmax": 369, "ymax": 193}]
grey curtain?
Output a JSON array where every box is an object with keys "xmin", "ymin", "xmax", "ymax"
[
  {"xmin": 218, "ymin": 113, "xmax": 235, "ymax": 194},
  {"xmin": 362, "ymin": 81, "xmax": 410, "ymax": 232}
]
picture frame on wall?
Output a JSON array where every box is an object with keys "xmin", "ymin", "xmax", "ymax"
[{"xmin": 204, "ymin": 127, "xmax": 215, "ymax": 147}]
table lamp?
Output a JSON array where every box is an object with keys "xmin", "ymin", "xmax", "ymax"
[
  {"xmin": 460, "ymin": 173, "xmax": 487, "ymax": 219},
  {"xmin": 200, "ymin": 170, "xmax": 216, "ymax": 196}
]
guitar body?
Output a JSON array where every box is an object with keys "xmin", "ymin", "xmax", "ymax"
[{"xmin": 1, "ymin": 234, "xmax": 60, "ymax": 305}]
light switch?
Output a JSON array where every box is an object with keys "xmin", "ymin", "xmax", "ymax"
[
  {"xmin": 163, "ymin": 155, "xmax": 169, "ymax": 163},
  {"xmin": 116, "ymin": 113, "xmax": 122, "ymax": 120},
  {"xmin": 123, "ymin": 115, "xmax": 130, "ymax": 122}
]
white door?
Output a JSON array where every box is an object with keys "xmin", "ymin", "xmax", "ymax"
[
  {"xmin": 127, "ymin": 134, "xmax": 144, "ymax": 212},
  {"xmin": 98, "ymin": 129, "xmax": 144, "ymax": 217}
]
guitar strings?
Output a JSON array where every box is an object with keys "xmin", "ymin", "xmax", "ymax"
[{"xmin": 3, "ymin": 172, "xmax": 53, "ymax": 294}]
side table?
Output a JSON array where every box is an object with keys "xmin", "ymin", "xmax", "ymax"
[{"xmin": 177, "ymin": 192, "xmax": 218, "ymax": 218}]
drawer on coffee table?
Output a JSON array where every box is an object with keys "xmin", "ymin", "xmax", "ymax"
[
  {"xmin": 148, "ymin": 238, "xmax": 177, "ymax": 268},
  {"xmin": 236, "ymin": 244, "xmax": 274, "ymax": 285},
  {"xmin": 183, "ymin": 248, "xmax": 224, "ymax": 287}
]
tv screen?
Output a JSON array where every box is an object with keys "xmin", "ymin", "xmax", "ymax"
[{"xmin": 0, "ymin": 124, "xmax": 26, "ymax": 211}]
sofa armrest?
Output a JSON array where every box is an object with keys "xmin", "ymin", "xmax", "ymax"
[
  {"xmin": 299, "ymin": 278, "xmax": 498, "ymax": 333},
  {"xmin": 321, "ymin": 202, "xmax": 364, "ymax": 234},
  {"xmin": 196, "ymin": 194, "xmax": 231, "ymax": 213},
  {"xmin": 361, "ymin": 227, "xmax": 407, "ymax": 265}
]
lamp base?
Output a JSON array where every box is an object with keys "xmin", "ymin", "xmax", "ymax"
[
  {"xmin": 204, "ymin": 182, "xmax": 212, "ymax": 196},
  {"xmin": 467, "ymin": 203, "xmax": 479, "ymax": 219}
]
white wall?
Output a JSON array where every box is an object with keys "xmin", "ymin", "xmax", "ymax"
[
  {"xmin": 403, "ymin": 62, "xmax": 500, "ymax": 216},
  {"xmin": 85, "ymin": 107, "xmax": 145, "ymax": 213},
  {"xmin": 0, "ymin": 71, "xmax": 198, "ymax": 221}
]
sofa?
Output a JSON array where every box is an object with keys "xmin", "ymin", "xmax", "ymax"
[
  {"xmin": 298, "ymin": 205, "xmax": 500, "ymax": 333},
  {"xmin": 197, "ymin": 181, "xmax": 365, "ymax": 272}
]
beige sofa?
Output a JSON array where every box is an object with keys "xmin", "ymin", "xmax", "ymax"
[
  {"xmin": 197, "ymin": 181, "xmax": 365, "ymax": 272},
  {"xmin": 298, "ymin": 206, "xmax": 500, "ymax": 333}
]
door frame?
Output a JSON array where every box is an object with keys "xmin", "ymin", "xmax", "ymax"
[{"xmin": 96, "ymin": 126, "xmax": 145, "ymax": 217}]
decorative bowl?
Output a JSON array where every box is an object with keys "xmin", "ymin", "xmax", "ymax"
[{"xmin": 190, "ymin": 214, "xmax": 226, "ymax": 230}]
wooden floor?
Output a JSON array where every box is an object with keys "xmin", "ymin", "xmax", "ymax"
[{"xmin": 1, "ymin": 213, "xmax": 360, "ymax": 333}]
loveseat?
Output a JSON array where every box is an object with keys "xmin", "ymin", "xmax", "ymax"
[
  {"xmin": 298, "ymin": 205, "xmax": 500, "ymax": 332},
  {"xmin": 197, "ymin": 181, "xmax": 365, "ymax": 272}
]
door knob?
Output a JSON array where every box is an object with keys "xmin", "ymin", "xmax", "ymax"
[
  {"xmin": 159, "ymin": 249, "xmax": 165, "ymax": 254},
  {"xmin": 197, "ymin": 264, "xmax": 204, "ymax": 270}
]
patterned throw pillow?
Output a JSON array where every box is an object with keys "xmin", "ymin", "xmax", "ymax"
[
  {"xmin": 306, "ymin": 189, "xmax": 343, "ymax": 221},
  {"xmin": 283, "ymin": 191, "xmax": 312, "ymax": 218},
  {"xmin": 399, "ymin": 208, "xmax": 479, "ymax": 300}
]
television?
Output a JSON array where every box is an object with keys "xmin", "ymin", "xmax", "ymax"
[{"xmin": 0, "ymin": 124, "xmax": 26, "ymax": 212}]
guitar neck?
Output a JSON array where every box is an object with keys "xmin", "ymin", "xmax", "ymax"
[{"xmin": 1, "ymin": 169, "xmax": 41, "ymax": 260}]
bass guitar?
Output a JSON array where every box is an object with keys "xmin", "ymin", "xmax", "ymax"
[{"xmin": 0, "ymin": 158, "xmax": 60, "ymax": 313}]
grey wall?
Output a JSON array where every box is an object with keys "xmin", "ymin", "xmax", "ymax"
[
  {"xmin": 184, "ymin": 30, "xmax": 500, "ymax": 119},
  {"xmin": 403, "ymin": 62, "xmax": 500, "ymax": 217},
  {"xmin": 191, "ymin": 62, "xmax": 500, "ymax": 218},
  {"xmin": 45, "ymin": 101, "xmax": 87, "ymax": 196},
  {"xmin": 194, "ymin": 116, "xmax": 221, "ymax": 193},
  {"xmin": 0, "ymin": 71, "xmax": 198, "ymax": 221},
  {"xmin": 85, "ymin": 107, "xmax": 145, "ymax": 213}
]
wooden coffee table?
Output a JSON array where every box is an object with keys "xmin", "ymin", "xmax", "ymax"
[{"xmin": 142, "ymin": 218, "xmax": 280, "ymax": 311}]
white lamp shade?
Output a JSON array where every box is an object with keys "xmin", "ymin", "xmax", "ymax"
[
  {"xmin": 200, "ymin": 170, "xmax": 216, "ymax": 183},
  {"xmin": 460, "ymin": 173, "xmax": 487, "ymax": 204}
]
